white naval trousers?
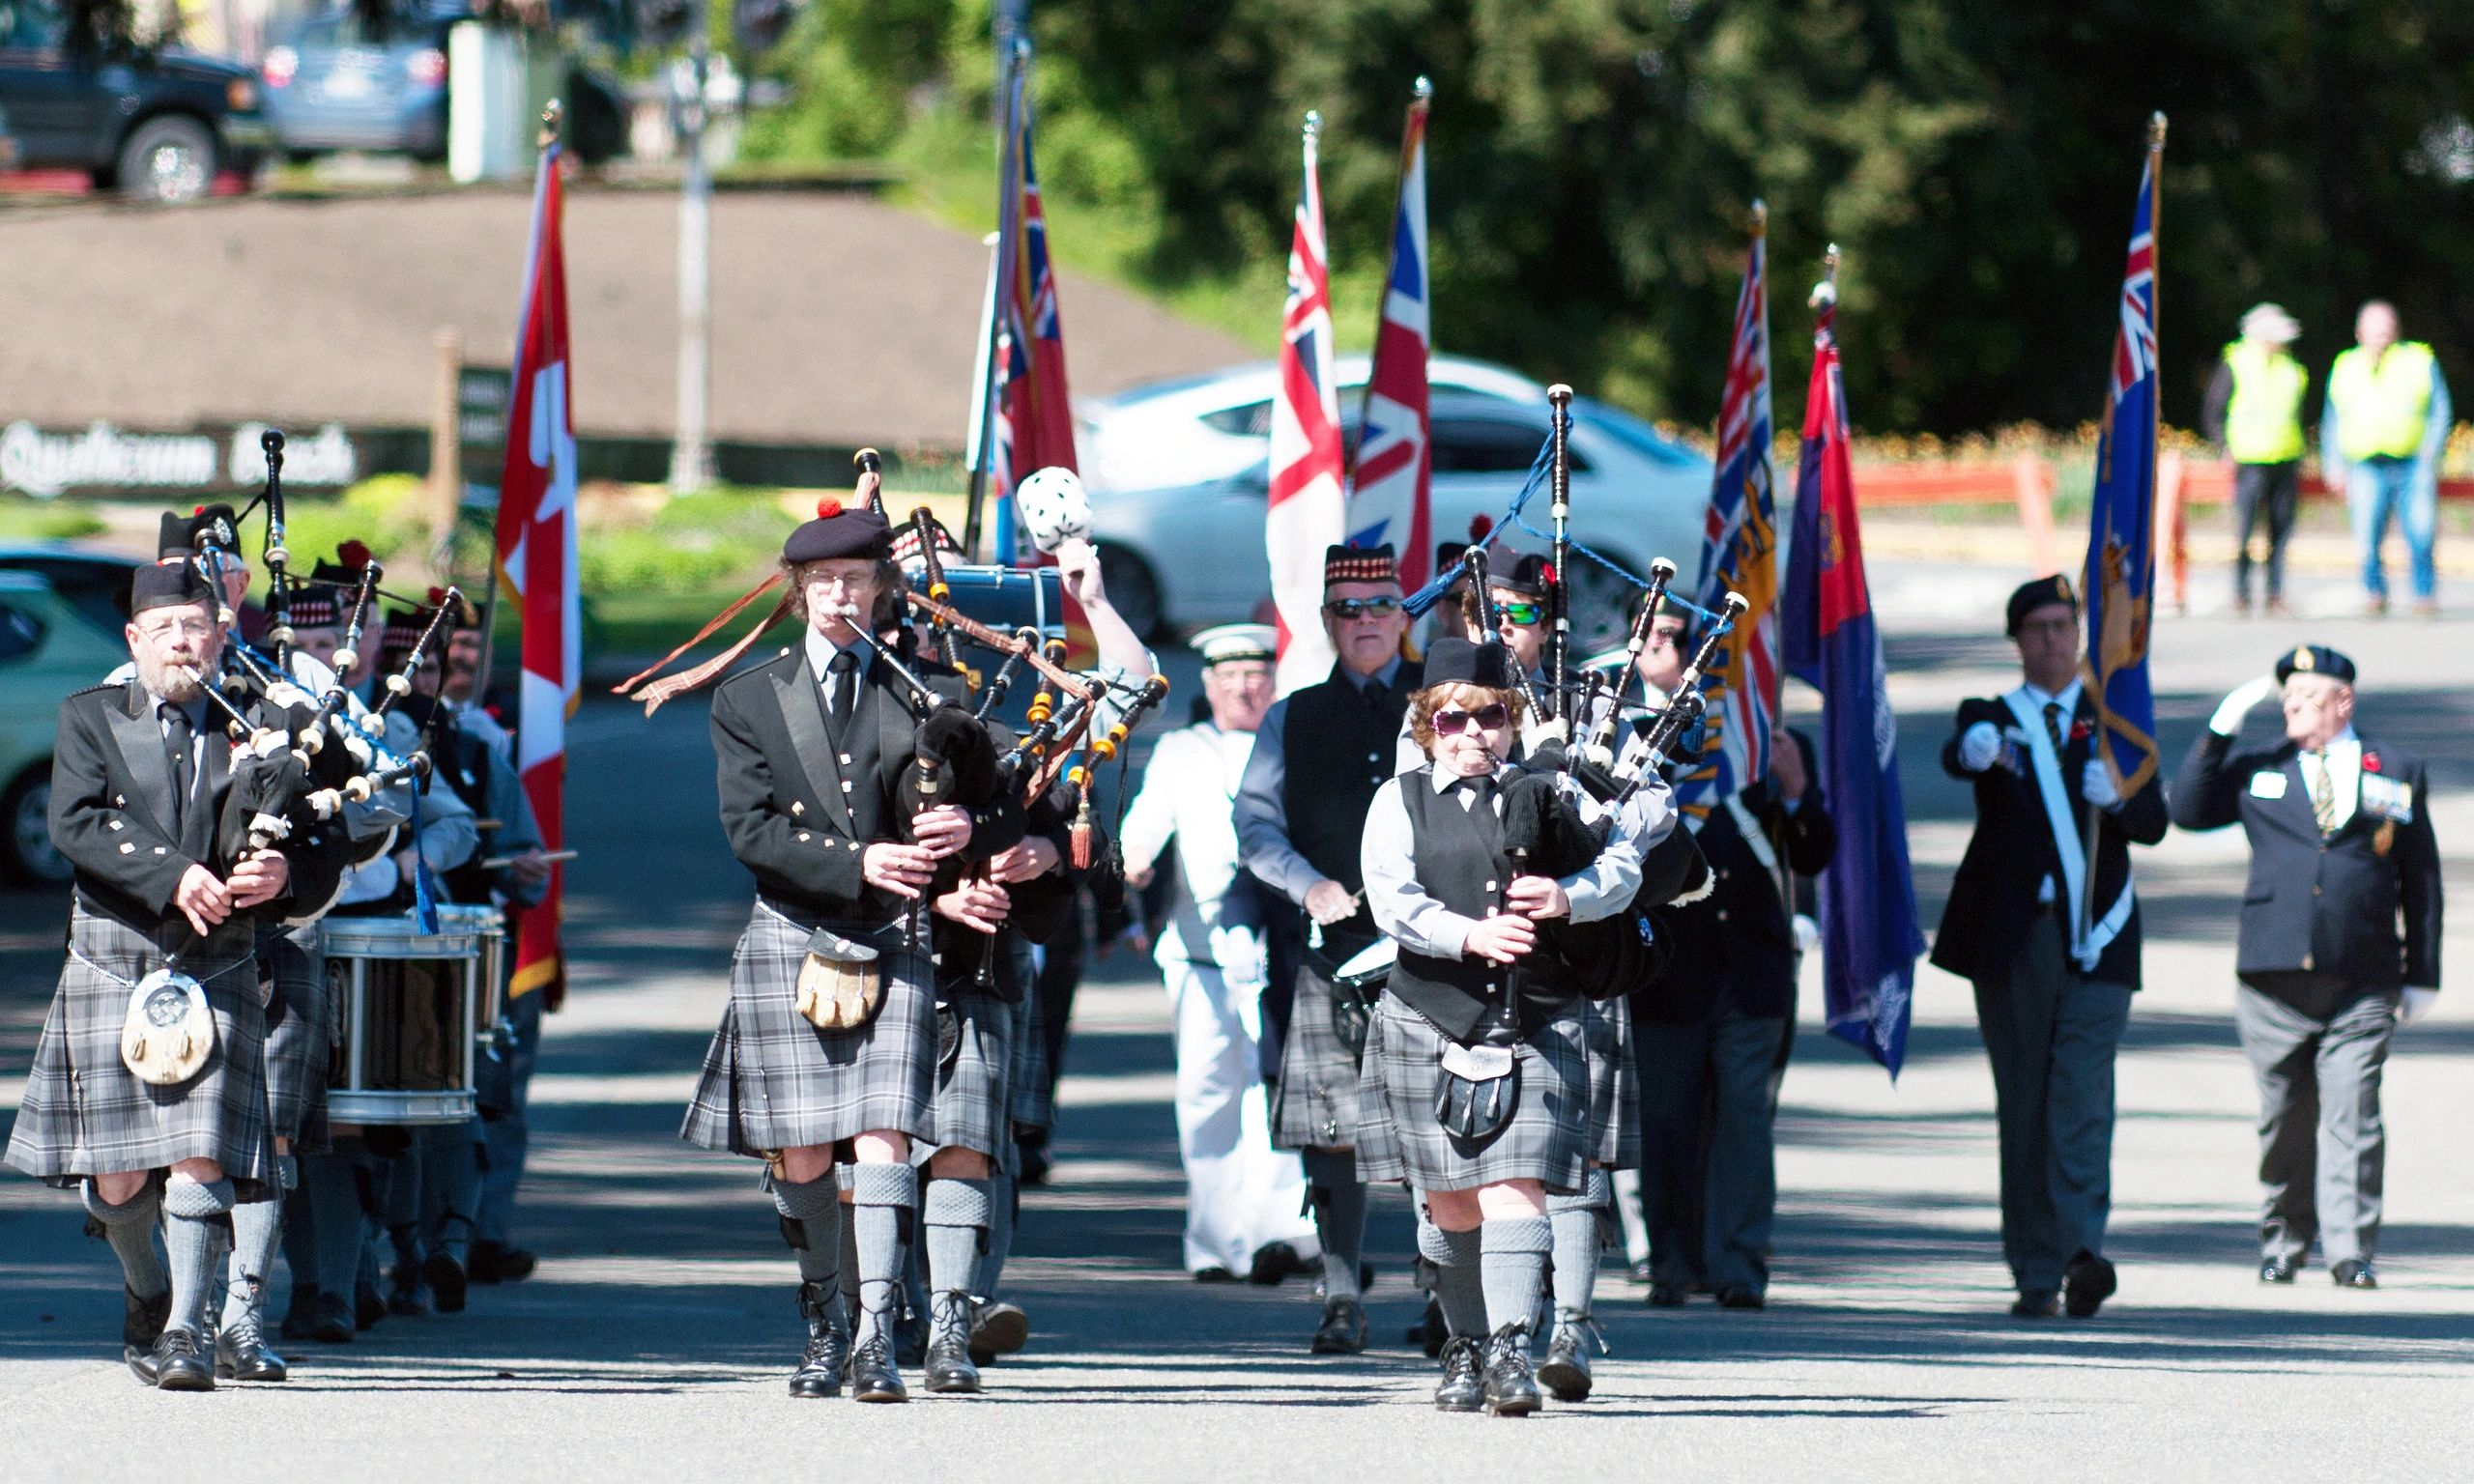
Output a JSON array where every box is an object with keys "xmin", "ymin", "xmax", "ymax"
[{"xmin": 1163, "ymin": 952, "xmax": 1319, "ymax": 1274}]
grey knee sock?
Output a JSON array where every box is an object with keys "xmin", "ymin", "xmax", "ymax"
[
  {"xmin": 974, "ymin": 1171, "xmax": 1016, "ymax": 1298},
  {"xmin": 1418, "ymin": 1216, "xmax": 1487, "ymax": 1341},
  {"xmin": 161, "ymin": 1177, "xmax": 236, "ymax": 1338},
  {"xmin": 84, "ymin": 1180, "xmax": 169, "ymax": 1300},
  {"xmin": 837, "ymin": 1197, "xmax": 862, "ymax": 1311},
  {"xmin": 1548, "ymin": 1170, "xmax": 1611, "ymax": 1322},
  {"xmin": 223, "ymin": 1194, "xmax": 286, "ymax": 1327},
  {"xmin": 1301, "ymin": 1149, "xmax": 1365, "ymax": 1303},
  {"xmin": 1481, "ymin": 1215, "xmax": 1553, "ymax": 1348},
  {"xmin": 849, "ymin": 1163, "xmax": 918, "ymax": 1349},
  {"xmin": 769, "ymin": 1171, "xmax": 843, "ymax": 1290},
  {"xmin": 924, "ymin": 1177, "xmax": 992, "ymax": 1302}
]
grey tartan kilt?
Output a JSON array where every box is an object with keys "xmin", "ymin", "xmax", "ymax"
[
  {"xmin": 679, "ymin": 901, "xmax": 935, "ymax": 1158},
  {"xmin": 1353, "ymin": 993, "xmax": 1590, "ymax": 1195},
  {"xmin": 259, "ymin": 925, "xmax": 329, "ymax": 1150},
  {"xmin": 1585, "ymin": 994, "xmax": 1639, "ymax": 1168},
  {"xmin": 1002, "ymin": 935, "xmax": 1050, "ymax": 1133},
  {"xmin": 5, "ymin": 909, "xmax": 272, "ymax": 1192},
  {"xmin": 1270, "ymin": 960, "xmax": 1365, "ymax": 1152},
  {"xmin": 923, "ymin": 990, "xmax": 1015, "ymax": 1170}
]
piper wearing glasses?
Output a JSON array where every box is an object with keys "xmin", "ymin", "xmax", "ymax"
[
  {"xmin": 1353, "ymin": 637, "xmax": 1642, "ymax": 1415},
  {"xmin": 1235, "ymin": 542, "xmax": 1423, "ymax": 1356}
]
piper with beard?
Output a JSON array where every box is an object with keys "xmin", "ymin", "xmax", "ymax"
[
  {"xmin": 5, "ymin": 561, "xmax": 347, "ymax": 1390},
  {"xmin": 1234, "ymin": 543, "xmax": 1423, "ymax": 1355},
  {"xmin": 675, "ymin": 498, "xmax": 1013, "ymax": 1403}
]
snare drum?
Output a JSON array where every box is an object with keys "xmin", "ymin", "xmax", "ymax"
[
  {"xmin": 1334, "ymin": 938, "xmax": 1398, "ymax": 1001},
  {"xmin": 323, "ymin": 904, "xmax": 506, "ymax": 1126}
]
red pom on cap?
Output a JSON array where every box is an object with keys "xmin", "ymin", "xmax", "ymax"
[
  {"xmin": 193, "ymin": 504, "xmax": 207, "ymax": 516},
  {"xmin": 428, "ymin": 585, "xmax": 449, "ymax": 605},
  {"xmin": 816, "ymin": 497, "xmax": 844, "ymax": 519},
  {"xmin": 1469, "ymin": 514, "xmax": 1493, "ymax": 540},
  {"xmin": 338, "ymin": 539, "xmax": 372, "ymax": 567}
]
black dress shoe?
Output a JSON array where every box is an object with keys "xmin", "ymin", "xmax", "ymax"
[
  {"xmin": 2332, "ymin": 1259, "xmax": 2378, "ymax": 1290},
  {"xmin": 1309, "ymin": 1297, "xmax": 1366, "ymax": 1355},
  {"xmin": 1536, "ymin": 1318, "xmax": 1599, "ymax": 1402},
  {"xmin": 788, "ymin": 1283, "xmax": 848, "ymax": 1399},
  {"xmin": 1480, "ymin": 1325, "xmax": 1540, "ymax": 1417},
  {"xmin": 151, "ymin": 1328, "xmax": 216, "ymax": 1392},
  {"xmin": 312, "ymin": 1292, "xmax": 357, "ymax": 1344},
  {"xmin": 849, "ymin": 1331, "xmax": 907, "ymax": 1403},
  {"xmin": 214, "ymin": 1305, "xmax": 290, "ymax": 1382},
  {"xmin": 1716, "ymin": 1285, "xmax": 1766, "ymax": 1311},
  {"xmin": 1433, "ymin": 1335, "xmax": 1484, "ymax": 1413},
  {"xmin": 1193, "ymin": 1266, "xmax": 1236, "ymax": 1284},
  {"xmin": 966, "ymin": 1298, "xmax": 1029, "ymax": 1366},
  {"xmin": 2011, "ymin": 1289, "xmax": 2059, "ymax": 1318},
  {"xmin": 2258, "ymin": 1255, "xmax": 2300, "ymax": 1284},
  {"xmin": 467, "ymin": 1241, "xmax": 537, "ymax": 1285},
  {"xmin": 1248, "ymin": 1241, "xmax": 1315, "ymax": 1286},
  {"xmin": 424, "ymin": 1252, "xmax": 469, "ymax": 1315},
  {"xmin": 924, "ymin": 1295, "xmax": 982, "ymax": 1394},
  {"xmin": 2063, "ymin": 1254, "xmax": 2117, "ymax": 1318},
  {"xmin": 1646, "ymin": 1281, "xmax": 1688, "ymax": 1308},
  {"xmin": 354, "ymin": 1280, "xmax": 388, "ymax": 1331},
  {"xmin": 122, "ymin": 1289, "xmax": 171, "ymax": 1385}
]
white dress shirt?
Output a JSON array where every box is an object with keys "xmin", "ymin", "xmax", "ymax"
[{"xmin": 1121, "ymin": 720, "xmax": 1260, "ymax": 967}]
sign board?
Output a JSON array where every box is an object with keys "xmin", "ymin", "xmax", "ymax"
[
  {"xmin": 0, "ymin": 420, "xmax": 361, "ymax": 499},
  {"xmin": 457, "ymin": 364, "xmax": 514, "ymax": 509}
]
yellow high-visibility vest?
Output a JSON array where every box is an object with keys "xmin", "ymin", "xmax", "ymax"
[
  {"xmin": 2222, "ymin": 341, "xmax": 2307, "ymax": 465},
  {"xmin": 2328, "ymin": 341, "xmax": 2436, "ymax": 462}
]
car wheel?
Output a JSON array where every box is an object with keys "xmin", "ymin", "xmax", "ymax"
[
  {"xmin": 1096, "ymin": 543, "xmax": 1165, "ymax": 642},
  {"xmin": 1, "ymin": 763, "xmax": 69, "ymax": 888},
  {"xmin": 117, "ymin": 116, "xmax": 217, "ymax": 204},
  {"xmin": 1562, "ymin": 552, "xmax": 1647, "ymax": 659}
]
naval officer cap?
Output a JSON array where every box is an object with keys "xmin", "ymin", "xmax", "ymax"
[
  {"xmin": 1194, "ymin": 623, "xmax": 1278, "ymax": 668},
  {"xmin": 784, "ymin": 496, "xmax": 892, "ymax": 564},
  {"xmin": 1423, "ymin": 636, "xmax": 1514, "ymax": 691},
  {"xmin": 129, "ymin": 560, "xmax": 217, "ymax": 616},
  {"xmin": 2005, "ymin": 573, "xmax": 2079, "ymax": 636},
  {"xmin": 2275, "ymin": 643, "xmax": 2356, "ymax": 686}
]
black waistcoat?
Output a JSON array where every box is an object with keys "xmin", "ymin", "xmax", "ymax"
[
  {"xmin": 1388, "ymin": 768, "xmax": 1545, "ymax": 1043},
  {"xmin": 1280, "ymin": 658, "xmax": 1422, "ymax": 896},
  {"xmin": 835, "ymin": 657, "xmax": 891, "ymax": 842}
]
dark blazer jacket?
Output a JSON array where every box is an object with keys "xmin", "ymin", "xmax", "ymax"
[
  {"xmin": 2170, "ymin": 729, "xmax": 2442, "ymax": 989},
  {"xmin": 1929, "ymin": 690, "xmax": 2170, "ymax": 988}
]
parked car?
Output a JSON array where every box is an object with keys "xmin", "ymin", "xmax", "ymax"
[
  {"xmin": 0, "ymin": 543, "xmax": 143, "ymax": 641},
  {"xmin": 0, "ymin": 570, "xmax": 134, "ymax": 883},
  {"xmin": 1077, "ymin": 356, "xmax": 1713, "ymax": 647},
  {"xmin": 0, "ymin": 100, "xmax": 19, "ymax": 168},
  {"xmin": 0, "ymin": 0, "xmax": 273, "ymax": 199}
]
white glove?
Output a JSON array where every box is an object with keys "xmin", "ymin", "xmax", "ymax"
[
  {"xmin": 2401, "ymin": 986, "xmax": 2439, "ymax": 1026},
  {"xmin": 2083, "ymin": 756, "xmax": 2122, "ymax": 809},
  {"xmin": 1957, "ymin": 721, "xmax": 2001, "ymax": 773},
  {"xmin": 2209, "ymin": 674, "xmax": 2280, "ymax": 736}
]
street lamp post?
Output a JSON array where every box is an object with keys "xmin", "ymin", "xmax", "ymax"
[{"xmin": 669, "ymin": 21, "xmax": 716, "ymax": 494}]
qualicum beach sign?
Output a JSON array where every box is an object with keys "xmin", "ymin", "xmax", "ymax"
[{"xmin": 0, "ymin": 421, "xmax": 361, "ymax": 499}]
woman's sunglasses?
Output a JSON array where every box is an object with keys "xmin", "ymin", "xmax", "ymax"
[
  {"xmin": 1324, "ymin": 596, "xmax": 1403, "ymax": 619},
  {"xmin": 1431, "ymin": 702, "xmax": 1512, "ymax": 736}
]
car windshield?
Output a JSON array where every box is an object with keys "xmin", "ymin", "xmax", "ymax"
[
  {"xmin": 1571, "ymin": 395, "xmax": 1702, "ymax": 470},
  {"xmin": 289, "ymin": 3, "xmax": 450, "ymax": 46},
  {"xmin": 1, "ymin": 0, "xmax": 68, "ymax": 50}
]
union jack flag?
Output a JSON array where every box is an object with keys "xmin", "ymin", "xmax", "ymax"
[
  {"xmin": 1267, "ymin": 113, "xmax": 1347, "ymax": 694},
  {"xmin": 990, "ymin": 47, "xmax": 1077, "ymax": 563},
  {"xmin": 1684, "ymin": 215, "xmax": 1780, "ymax": 813},
  {"xmin": 1349, "ymin": 83, "xmax": 1432, "ymax": 596}
]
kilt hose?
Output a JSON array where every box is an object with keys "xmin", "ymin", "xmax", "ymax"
[
  {"xmin": 6, "ymin": 907, "xmax": 273, "ymax": 1193},
  {"xmin": 680, "ymin": 900, "xmax": 935, "ymax": 1158},
  {"xmin": 1354, "ymin": 993, "xmax": 1590, "ymax": 1196}
]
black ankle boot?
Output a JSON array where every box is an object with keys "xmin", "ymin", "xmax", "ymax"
[
  {"xmin": 1433, "ymin": 1335, "xmax": 1484, "ymax": 1413},
  {"xmin": 789, "ymin": 1282, "xmax": 849, "ymax": 1398},
  {"xmin": 122, "ymin": 1289, "xmax": 171, "ymax": 1385},
  {"xmin": 1481, "ymin": 1324, "xmax": 1540, "ymax": 1416},
  {"xmin": 214, "ymin": 1285, "xmax": 290, "ymax": 1382},
  {"xmin": 924, "ymin": 1293, "xmax": 982, "ymax": 1394},
  {"xmin": 1536, "ymin": 1315, "xmax": 1601, "ymax": 1402}
]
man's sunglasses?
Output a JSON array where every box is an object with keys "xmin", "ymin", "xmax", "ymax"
[
  {"xmin": 1495, "ymin": 601, "xmax": 1544, "ymax": 627},
  {"xmin": 1431, "ymin": 702, "xmax": 1511, "ymax": 736},
  {"xmin": 1324, "ymin": 596, "xmax": 1403, "ymax": 619}
]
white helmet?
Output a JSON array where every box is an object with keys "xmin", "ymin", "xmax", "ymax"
[{"xmin": 1013, "ymin": 466, "xmax": 1092, "ymax": 555}]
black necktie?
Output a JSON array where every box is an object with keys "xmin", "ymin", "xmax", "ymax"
[
  {"xmin": 1451, "ymin": 774, "xmax": 1494, "ymax": 806},
  {"xmin": 826, "ymin": 650, "xmax": 860, "ymax": 740},
  {"xmin": 161, "ymin": 701, "xmax": 194, "ymax": 828},
  {"xmin": 2042, "ymin": 701, "xmax": 2066, "ymax": 758},
  {"xmin": 1363, "ymin": 676, "xmax": 1389, "ymax": 713}
]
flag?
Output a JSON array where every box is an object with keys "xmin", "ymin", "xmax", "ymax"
[
  {"xmin": 2084, "ymin": 125, "xmax": 2165, "ymax": 798},
  {"xmin": 1683, "ymin": 211, "xmax": 1780, "ymax": 813},
  {"xmin": 493, "ymin": 129, "xmax": 578, "ymax": 1002},
  {"xmin": 1268, "ymin": 114, "xmax": 1347, "ymax": 695},
  {"xmin": 991, "ymin": 48, "xmax": 1078, "ymax": 563},
  {"xmin": 1349, "ymin": 82, "xmax": 1432, "ymax": 595},
  {"xmin": 1782, "ymin": 272, "xmax": 1923, "ymax": 1075}
]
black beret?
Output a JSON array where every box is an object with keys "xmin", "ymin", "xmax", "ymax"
[
  {"xmin": 2005, "ymin": 574, "xmax": 2079, "ymax": 636},
  {"xmin": 1424, "ymin": 636, "xmax": 1513, "ymax": 691},
  {"xmin": 2275, "ymin": 643, "xmax": 2356, "ymax": 685},
  {"xmin": 130, "ymin": 561, "xmax": 216, "ymax": 615},
  {"xmin": 157, "ymin": 512, "xmax": 192, "ymax": 561},
  {"xmin": 1482, "ymin": 547, "xmax": 1552, "ymax": 601},
  {"xmin": 785, "ymin": 497, "xmax": 892, "ymax": 564}
]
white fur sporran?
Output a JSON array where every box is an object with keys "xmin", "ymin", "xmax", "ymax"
[{"xmin": 119, "ymin": 969, "xmax": 216, "ymax": 1086}]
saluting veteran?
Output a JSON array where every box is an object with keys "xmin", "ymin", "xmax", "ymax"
[{"xmin": 2171, "ymin": 645, "xmax": 2442, "ymax": 1290}]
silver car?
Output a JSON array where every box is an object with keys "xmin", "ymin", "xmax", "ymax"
[{"xmin": 1079, "ymin": 355, "xmax": 1712, "ymax": 646}]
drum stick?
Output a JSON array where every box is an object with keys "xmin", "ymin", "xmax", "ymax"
[{"xmin": 479, "ymin": 848, "xmax": 578, "ymax": 870}]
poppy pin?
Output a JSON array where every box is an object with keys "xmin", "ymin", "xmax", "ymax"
[
  {"xmin": 2069, "ymin": 719, "xmax": 2092, "ymax": 743},
  {"xmin": 2364, "ymin": 752, "xmax": 2382, "ymax": 775}
]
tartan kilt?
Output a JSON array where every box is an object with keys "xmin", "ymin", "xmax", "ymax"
[
  {"xmin": 923, "ymin": 989, "xmax": 1015, "ymax": 1171},
  {"xmin": 1270, "ymin": 960, "xmax": 1364, "ymax": 1151},
  {"xmin": 679, "ymin": 901, "xmax": 935, "ymax": 1157},
  {"xmin": 1353, "ymin": 992, "xmax": 1589, "ymax": 1195},
  {"xmin": 1584, "ymin": 994, "xmax": 1639, "ymax": 1168},
  {"xmin": 258, "ymin": 925, "xmax": 330, "ymax": 1152},
  {"xmin": 5, "ymin": 909, "xmax": 273, "ymax": 1192},
  {"xmin": 1003, "ymin": 936, "xmax": 1051, "ymax": 1133}
]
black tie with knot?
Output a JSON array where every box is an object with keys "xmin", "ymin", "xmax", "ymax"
[
  {"xmin": 1450, "ymin": 773, "xmax": 1495, "ymax": 805},
  {"xmin": 826, "ymin": 650, "xmax": 861, "ymax": 741},
  {"xmin": 160, "ymin": 700, "xmax": 194, "ymax": 828},
  {"xmin": 2042, "ymin": 700, "xmax": 2067, "ymax": 758}
]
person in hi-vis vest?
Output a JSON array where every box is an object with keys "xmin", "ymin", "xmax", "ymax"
[
  {"xmin": 2201, "ymin": 303, "xmax": 2308, "ymax": 615},
  {"xmin": 2320, "ymin": 300, "xmax": 2451, "ymax": 615}
]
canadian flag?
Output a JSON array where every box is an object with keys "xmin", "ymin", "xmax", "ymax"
[{"xmin": 493, "ymin": 132, "xmax": 579, "ymax": 1002}]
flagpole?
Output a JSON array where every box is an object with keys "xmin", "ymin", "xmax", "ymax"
[
  {"xmin": 963, "ymin": 230, "xmax": 1000, "ymax": 495},
  {"xmin": 965, "ymin": 40, "xmax": 1026, "ymax": 560},
  {"xmin": 1781, "ymin": 242, "xmax": 1841, "ymax": 923}
]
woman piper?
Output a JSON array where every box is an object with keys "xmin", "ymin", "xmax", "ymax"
[{"xmin": 1354, "ymin": 637, "xmax": 1644, "ymax": 1415}]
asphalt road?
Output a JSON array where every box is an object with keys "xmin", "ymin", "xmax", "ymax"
[{"xmin": 2, "ymin": 557, "xmax": 2469, "ymax": 1482}]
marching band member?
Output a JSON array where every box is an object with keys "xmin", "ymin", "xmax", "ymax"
[{"xmin": 1354, "ymin": 637, "xmax": 1641, "ymax": 1414}]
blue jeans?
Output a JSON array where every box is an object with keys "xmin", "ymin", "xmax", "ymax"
[{"xmin": 2346, "ymin": 457, "xmax": 2437, "ymax": 601}]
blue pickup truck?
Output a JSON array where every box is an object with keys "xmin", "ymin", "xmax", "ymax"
[{"xmin": 0, "ymin": 0, "xmax": 272, "ymax": 200}]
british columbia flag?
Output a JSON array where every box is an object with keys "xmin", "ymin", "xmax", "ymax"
[
  {"xmin": 2083, "ymin": 124, "xmax": 2165, "ymax": 799},
  {"xmin": 1683, "ymin": 214, "xmax": 1779, "ymax": 813},
  {"xmin": 1348, "ymin": 82, "xmax": 1433, "ymax": 595},
  {"xmin": 990, "ymin": 48, "xmax": 1077, "ymax": 563},
  {"xmin": 1268, "ymin": 113, "xmax": 1347, "ymax": 694}
]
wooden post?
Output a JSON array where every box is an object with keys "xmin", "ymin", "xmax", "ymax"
[
  {"xmin": 2013, "ymin": 451, "xmax": 2057, "ymax": 575},
  {"xmin": 2156, "ymin": 448, "xmax": 2188, "ymax": 614},
  {"xmin": 432, "ymin": 328, "xmax": 464, "ymax": 550}
]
